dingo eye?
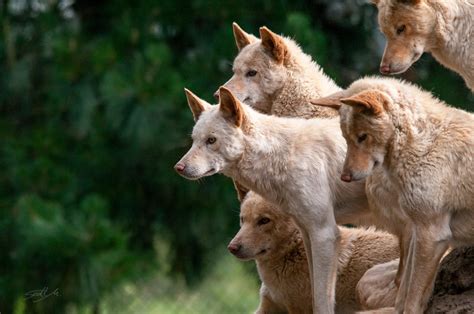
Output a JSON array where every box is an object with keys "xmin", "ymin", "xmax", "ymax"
[
  {"xmin": 246, "ymin": 70, "xmax": 257, "ymax": 77},
  {"xmin": 396, "ymin": 25, "xmax": 406, "ymax": 35},
  {"xmin": 206, "ymin": 137, "xmax": 216, "ymax": 145},
  {"xmin": 357, "ymin": 134, "xmax": 367, "ymax": 143},
  {"xmin": 258, "ymin": 217, "xmax": 270, "ymax": 225}
]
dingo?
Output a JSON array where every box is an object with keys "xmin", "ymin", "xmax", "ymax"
[
  {"xmin": 175, "ymin": 87, "xmax": 374, "ymax": 313},
  {"xmin": 374, "ymin": 0, "xmax": 474, "ymax": 91},
  {"xmin": 218, "ymin": 23, "xmax": 341, "ymax": 117},
  {"xmin": 229, "ymin": 184, "xmax": 399, "ymax": 313},
  {"xmin": 312, "ymin": 76, "xmax": 474, "ymax": 313}
]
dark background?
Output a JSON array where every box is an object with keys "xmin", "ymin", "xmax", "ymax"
[{"xmin": 1, "ymin": 0, "xmax": 472, "ymax": 313}]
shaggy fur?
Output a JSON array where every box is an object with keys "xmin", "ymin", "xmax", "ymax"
[
  {"xmin": 228, "ymin": 189, "xmax": 400, "ymax": 313},
  {"xmin": 356, "ymin": 248, "xmax": 453, "ymax": 312},
  {"xmin": 175, "ymin": 87, "xmax": 376, "ymax": 313},
  {"xmin": 313, "ymin": 76, "xmax": 474, "ymax": 313},
  {"xmin": 375, "ymin": 0, "xmax": 474, "ymax": 91},
  {"xmin": 218, "ymin": 23, "xmax": 341, "ymax": 118},
  {"xmin": 356, "ymin": 260, "xmax": 399, "ymax": 311}
]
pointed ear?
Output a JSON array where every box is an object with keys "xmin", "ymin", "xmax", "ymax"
[
  {"xmin": 310, "ymin": 97, "xmax": 342, "ymax": 111},
  {"xmin": 310, "ymin": 91, "xmax": 348, "ymax": 111},
  {"xmin": 340, "ymin": 90, "xmax": 390, "ymax": 115},
  {"xmin": 259, "ymin": 26, "xmax": 286, "ymax": 64},
  {"xmin": 233, "ymin": 180, "xmax": 250, "ymax": 202},
  {"xmin": 218, "ymin": 87, "xmax": 244, "ymax": 127},
  {"xmin": 233, "ymin": 22, "xmax": 256, "ymax": 51},
  {"xmin": 184, "ymin": 88, "xmax": 210, "ymax": 121}
]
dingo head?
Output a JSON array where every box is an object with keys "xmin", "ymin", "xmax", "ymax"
[
  {"xmin": 312, "ymin": 90, "xmax": 395, "ymax": 182},
  {"xmin": 228, "ymin": 181, "xmax": 299, "ymax": 261},
  {"xmin": 375, "ymin": 0, "xmax": 436, "ymax": 74},
  {"xmin": 174, "ymin": 87, "xmax": 247, "ymax": 180},
  {"xmin": 215, "ymin": 23, "xmax": 289, "ymax": 113}
]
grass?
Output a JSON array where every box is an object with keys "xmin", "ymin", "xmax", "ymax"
[{"xmin": 102, "ymin": 250, "xmax": 260, "ymax": 314}]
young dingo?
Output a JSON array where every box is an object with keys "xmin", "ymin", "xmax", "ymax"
[{"xmin": 229, "ymin": 184, "xmax": 399, "ymax": 313}]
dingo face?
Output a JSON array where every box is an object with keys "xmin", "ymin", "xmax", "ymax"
[
  {"xmin": 228, "ymin": 185, "xmax": 297, "ymax": 261},
  {"xmin": 312, "ymin": 90, "xmax": 395, "ymax": 182},
  {"xmin": 339, "ymin": 90, "xmax": 395, "ymax": 182},
  {"xmin": 216, "ymin": 24, "xmax": 288, "ymax": 113},
  {"xmin": 375, "ymin": 0, "xmax": 436, "ymax": 74},
  {"xmin": 174, "ymin": 88, "xmax": 246, "ymax": 180}
]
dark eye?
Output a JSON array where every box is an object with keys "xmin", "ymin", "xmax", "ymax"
[
  {"xmin": 258, "ymin": 217, "xmax": 270, "ymax": 225},
  {"xmin": 246, "ymin": 70, "xmax": 257, "ymax": 77},
  {"xmin": 206, "ymin": 136, "xmax": 216, "ymax": 144},
  {"xmin": 357, "ymin": 134, "xmax": 368, "ymax": 143},
  {"xmin": 396, "ymin": 25, "xmax": 406, "ymax": 35}
]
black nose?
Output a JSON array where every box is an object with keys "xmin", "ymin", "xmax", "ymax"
[{"xmin": 227, "ymin": 243, "xmax": 241, "ymax": 255}]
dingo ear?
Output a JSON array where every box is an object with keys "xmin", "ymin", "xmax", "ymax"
[
  {"xmin": 233, "ymin": 180, "xmax": 250, "ymax": 202},
  {"xmin": 218, "ymin": 87, "xmax": 244, "ymax": 127},
  {"xmin": 184, "ymin": 88, "xmax": 210, "ymax": 121},
  {"xmin": 310, "ymin": 91, "xmax": 348, "ymax": 110},
  {"xmin": 232, "ymin": 22, "xmax": 256, "ymax": 51},
  {"xmin": 259, "ymin": 26, "xmax": 286, "ymax": 64},
  {"xmin": 341, "ymin": 90, "xmax": 389, "ymax": 115},
  {"xmin": 310, "ymin": 97, "xmax": 342, "ymax": 111}
]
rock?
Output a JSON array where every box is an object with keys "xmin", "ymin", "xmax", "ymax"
[{"xmin": 427, "ymin": 246, "xmax": 474, "ymax": 313}]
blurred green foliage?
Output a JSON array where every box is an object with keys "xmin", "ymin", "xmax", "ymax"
[{"xmin": 0, "ymin": 0, "xmax": 471, "ymax": 313}]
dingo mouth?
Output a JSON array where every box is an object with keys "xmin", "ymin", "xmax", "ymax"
[
  {"xmin": 234, "ymin": 248, "xmax": 268, "ymax": 260},
  {"xmin": 382, "ymin": 52, "xmax": 423, "ymax": 75},
  {"xmin": 179, "ymin": 168, "xmax": 217, "ymax": 180}
]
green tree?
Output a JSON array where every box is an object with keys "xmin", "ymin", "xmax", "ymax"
[{"xmin": 0, "ymin": 0, "xmax": 471, "ymax": 312}]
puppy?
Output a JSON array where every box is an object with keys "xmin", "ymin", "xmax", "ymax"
[{"xmin": 228, "ymin": 183, "xmax": 399, "ymax": 313}]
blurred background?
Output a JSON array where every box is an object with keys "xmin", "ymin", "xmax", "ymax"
[{"xmin": 0, "ymin": 0, "xmax": 472, "ymax": 313}]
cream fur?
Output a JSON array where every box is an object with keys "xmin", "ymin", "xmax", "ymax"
[
  {"xmin": 334, "ymin": 76, "xmax": 474, "ymax": 313},
  {"xmin": 356, "ymin": 260, "xmax": 399, "ymax": 311},
  {"xmin": 228, "ymin": 191, "xmax": 399, "ymax": 314},
  {"xmin": 376, "ymin": 0, "xmax": 474, "ymax": 91},
  {"xmin": 176, "ymin": 88, "xmax": 376, "ymax": 313},
  {"xmin": 221, "ymin": 24, "xmax": 342, "ymax": 118}
]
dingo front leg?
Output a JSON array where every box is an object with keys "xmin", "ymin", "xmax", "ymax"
[
  {"xmin": 402, "ymin": 225, "xmax": 450, "ymax": 314},
  {"xmin": 299, "ymin": 226, "xmax": 314, "ymax": 303},
  {"xmin": 305, "ymin": 214, "xmax": 339, "ymax": 314},
  {"xmin": 394, "ymin": 229, "xmax": 410, "ymax": 288}
]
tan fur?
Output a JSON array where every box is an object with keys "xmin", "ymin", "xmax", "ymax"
[
  {"xmin": 219, "ymin": 24, "xmax": 341, "ymax": 118},
  {"xmin": 375, "ymin": 0, "xmax": 474, "ymax": 91},
  {"xmin": 356, "ymin": 260, "xmax": 399, "ymax": 311},
  {"xmin": 176, "ymin": 87, "xmax": 379, "ymax": 313},
  {"xmin": 341, "ymin": 90, "xmax": 388, "ymax": 116},
  {"xmin": 228, "ymin": 191, "xmax": 400, "ymax": 313},
  {"xmin": 356, "ymin": 248, "xmax": 453, "ymax": 313},
  {"xmin": 328, "ymin": 76, "xmax": 474, "ymax": 313}
]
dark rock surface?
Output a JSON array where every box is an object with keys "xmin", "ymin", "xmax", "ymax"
[{"xmin": 427, "ymin": 247, "xmax": 474, "ymax": 313}]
